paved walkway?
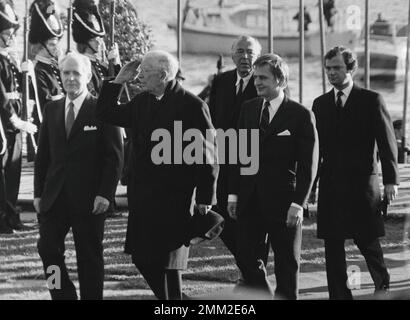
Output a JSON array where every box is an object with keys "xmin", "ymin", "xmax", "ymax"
[{"xmin": 3, "ymin": 161, "xmax": 409, "ymax": 300}]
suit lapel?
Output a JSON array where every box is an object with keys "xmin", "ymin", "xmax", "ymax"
[
  {"xmin": 56, "ymin": 98, "xmax": 67, "ymax": 142},
  {"xmin": 68, "ymin": 94, "xmax": 94, "ymax": 140},
  {"xmin": 342, "ymin": 84, "xmax": 360, "ymax": 114},
  {"xmin": 226, "ymin": 70, "xmax": 239, "ymax": 125},
  {"xmin": 262, "ymin": 96, "xmax": 291, "ymax": 140},
  {"xmin": 243, "ymin": 76, "xmax": 256, "ymax": 98}
]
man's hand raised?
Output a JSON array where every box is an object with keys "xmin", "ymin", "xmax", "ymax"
[{"xmin": 112, "ymin": 60, "xmax": 141, "ymax": 85}]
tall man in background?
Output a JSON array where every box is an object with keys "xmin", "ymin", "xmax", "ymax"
[
  {"xmin": 311, "ymin": 46, "xmax": 399, "ymax": 299},
  {"xmin": 208, "ymin": 36, "xmax": 265, "ymax": 276}
]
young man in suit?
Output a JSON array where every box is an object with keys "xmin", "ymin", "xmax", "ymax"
[
  {"xmin": 96, "ymin": 50, "xmax": 218, "ymax": 300},
  {"xmin": 311, "ymin": 46, "xmax": 399, "ymax": 300},
  {"xmin": 208, "ymin": 36, "xmax": 264, "ymax": 275},
  {"xmin": 227, "ymin": 54, "xmax": 319, "ymax": 299},
  {"xmin": 34, "ymin": 52, "xmax": 123, "ymax": 300}
]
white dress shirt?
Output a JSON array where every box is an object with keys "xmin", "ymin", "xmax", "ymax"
[
  {"xmin": 333, "ymin": 82, "xmax": 353, "ymax": 107},
  {"xmin": 65, "ymin": 89, "xmax": 88, "ymax": 121},
  {"xmin": 228, "ymin": 89, "xmax": 303, "ymax": 211},
  {"xmin": 260, "ymin": 90, "xmax": 285, "ymax": 123},
  {"xmin": 235, "ymin": 72, "xmax": 253, "ymax": 94}
]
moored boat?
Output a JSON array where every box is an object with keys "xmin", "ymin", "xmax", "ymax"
[
  {"xmin": 168, "ymin": 2, "xmax": 358, "ymax": 57},
  {"xmin": 355, "ymin": 18, "xmax": 408, "ymax": 80}
]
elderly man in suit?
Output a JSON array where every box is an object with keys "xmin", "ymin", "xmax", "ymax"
[
  {"xmin": 96, "ymin": 50, "xmax": 218, "ymax": 300},
  {"xmin": 208, "ymin": 36, "xmax": 263, "ymax": 274},
  {"xmin": 311, "ymin": 46, "xmax": 399, "ymax": 300},
  {"xmin": 34, "ymin": 51, "xmax": 123, "ymax": 300},
  {"xmin": 227, "ymin": 54, "xmax": 319, "ymax": 299}
]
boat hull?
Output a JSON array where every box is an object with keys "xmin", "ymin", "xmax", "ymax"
[{"xmin": 168, "ymin": 23, "xmax": 358, "ymax": 57}]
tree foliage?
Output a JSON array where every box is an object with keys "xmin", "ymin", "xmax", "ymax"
[{"xmin": 99, "ymin": 0, "xmax": 153, "ymax": 64}]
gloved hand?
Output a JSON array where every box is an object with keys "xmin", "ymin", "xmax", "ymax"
[
  {"xmin": 21, "ymin": 60, "xmax": 35, "ymax": 78},
  {"xmin": 107, "ymin": 43, "xmax": 121, "ymax": 66},
  {"xmin": 10, "ymin": 114, "xmax": 37, "ymax": 134}
]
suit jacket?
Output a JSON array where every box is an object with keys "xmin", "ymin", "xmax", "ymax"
[
  {"xmin": 96, "ymin": 79, "xmax": 218, "ymax": 266},
  {"xmin": 229, "ymin": 96, "xmax": 319, "ymax": 223},
  {"xmin": 34, "ymin": 93, "xmax": 123, "ymax": 214},
  {"xmin": 312, "ymin": 85, "xmax": 399, "ymax": 240},
  {"xmin": 208, "ymin": 69, "xmax": 257, "ymax": 208},
  {"xmin": 209, "ymin": 69, "xmax": 257, "ymax": 130}
]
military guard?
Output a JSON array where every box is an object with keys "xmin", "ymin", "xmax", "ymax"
[
  {"xmin": 72, "ymin": 0, "xmax": 121, "ymax": 97},
  {"xmin": 0, "ymin": 0, "xmax": 37, "ymax": 233},
  {"xmin": 29, "ymin": 0, "xmax": 65, "ymax": 125}
]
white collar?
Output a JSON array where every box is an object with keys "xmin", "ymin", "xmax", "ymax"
[
  {"xmin": 264, "ymin": 90, "xmax": 285, "ymax": 110},
  {"xmin": 235, "ymin": 71, "xmax": 253, "ymax": 87},
  {"xmin": 334, "ymin": 82, "xmax": 354, "ymax": 100},
  {"xmin": 65, "ymin": 89, "xmax": 89, "ymax": 115}
]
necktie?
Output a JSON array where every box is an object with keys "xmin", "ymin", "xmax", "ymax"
[
  {"xmin": 237, "ymin": 78, "xmax": 244, "ymax": 96},
  {"xmin": 336, "ymin": 91, "xmax": 344, "ymax": 110},
  {"xmin": 66, "ymin": 101, "xmax": 75, "ymax": 137},
  {"xmin": 260, "ymin": 101, "xmax": 271, "ymax": 136}
]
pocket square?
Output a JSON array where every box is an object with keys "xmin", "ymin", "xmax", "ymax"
[
  {"xmin": 83, "ymin": 125, "xmax": 97, "ymax": 131},
  {"xmin": 277, "ymin": 130, "xmax": 291, "ymax": 136}
]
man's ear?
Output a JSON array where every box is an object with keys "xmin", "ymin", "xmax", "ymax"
[{"xmin": 159, "ymin": 70, "xmax": 167, "ymax": 81}]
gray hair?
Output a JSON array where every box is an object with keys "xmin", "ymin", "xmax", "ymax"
[
  {"xmin": 144, "ymin": 50, "xmax": 179, "ymax": 81},
  {"xmin": 58, "ymin": 51, "xmax": 92, "ymax": 75},
  {"xmin": 231, "ymin": 35, "xmax": 262, "ymax": 55}
]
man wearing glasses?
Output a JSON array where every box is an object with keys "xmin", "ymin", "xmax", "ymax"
[{"xmin": 208, "ymin": 36, "xmax": 268, "ymax": 281}]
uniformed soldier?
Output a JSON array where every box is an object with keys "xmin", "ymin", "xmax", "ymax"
[
  {"xmin": 29, "ymin": 0, "xmax": 65, "ymax": 131},
  {"xmin": 72, "ymin": 0, "xmax": 121, "ymax": 97},
  {"xmin": 0, "ymin": 0, "xmax": 37, "ymax": 233}
]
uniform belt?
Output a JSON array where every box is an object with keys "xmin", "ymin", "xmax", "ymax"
[
  {"xmin": 50, "ymin": 94, "xmax": 65, "ymax": 101},
  {"xmin": 5, "ymin": 92, "xmax": 21, "ymax": 100}
]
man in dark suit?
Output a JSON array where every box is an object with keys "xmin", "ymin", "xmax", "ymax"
[
  {"xmin": 208, "ymin": 36, "xmax": 263, "ymax": 274},
  {"xmin": 96, "ymin": 50, "xmax": 218, "ymax": 300},
  {"xmin": 34, "ymin": 52, "xmax": 123, "ymax": 300},
  {"xmin": 311, "ymin": 46, "xmax": 399, "ymax": 300},
  {"xmin": 227, "ymin": 54, "xmax": 319, "ymax": 299}
]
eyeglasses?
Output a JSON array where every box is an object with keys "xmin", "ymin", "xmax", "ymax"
[{"xmin": 233, "ymin": 49, "xmax": 257, "ymax": 57}]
